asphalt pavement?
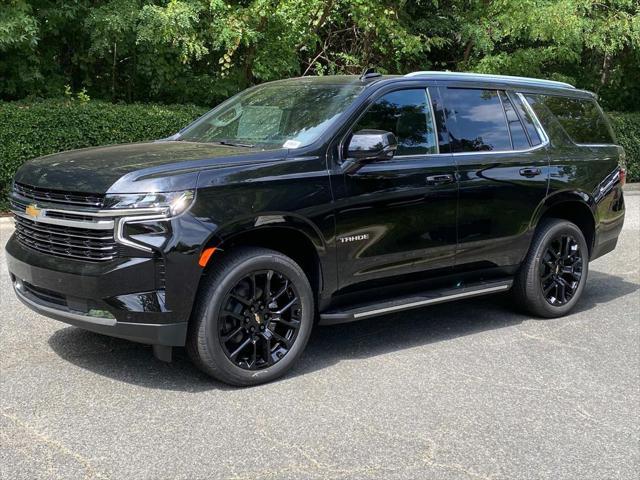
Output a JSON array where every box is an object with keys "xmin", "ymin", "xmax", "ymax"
[{"xmin": 1, "ymin": 192, "xmax": 638, "ymax": 480}]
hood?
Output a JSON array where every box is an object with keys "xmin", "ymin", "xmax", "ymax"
[{"xmin": 14, "ymin": 141, "xmax": 284, "ymax": 194}]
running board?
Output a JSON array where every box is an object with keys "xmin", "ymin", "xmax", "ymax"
[{"xmin": 319, "ymin": 279, "xmax": 513, "ymax": 325}]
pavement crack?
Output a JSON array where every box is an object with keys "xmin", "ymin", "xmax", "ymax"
[
  {"xmin": 1, "ymin": 411, "xmax": 110, "ymax": 480},
  {"xmin": 519, "ymin": 331, "xmax": 588, "ymax": 351}
]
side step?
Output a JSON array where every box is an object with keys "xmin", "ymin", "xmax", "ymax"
[{"xmin": 319, "ymin": 279, "xmax": 513, "ymax": 325}]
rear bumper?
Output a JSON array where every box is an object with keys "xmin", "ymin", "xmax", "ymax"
[
  {"xmin": 592, "ymin": 198, "xmax": 625, "ymax": 261},
  {"xmin": 6, "ymin": 235, "xmax": 188, "ymax": 346}
]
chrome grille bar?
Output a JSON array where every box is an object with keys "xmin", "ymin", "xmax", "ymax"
[
  {"xmin": 14, "ymin": 182, "xmax": 104, "ymax": 207},
  {"xmin": 14, "ymin": 216, "xmax": 118, "ymax": 261}
]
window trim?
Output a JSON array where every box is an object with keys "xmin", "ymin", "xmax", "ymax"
[
  {"xmin": 505, "ymin": 90, "xmax": 539, "ymax": 147},
  {"xmin": 495, "ymin": 91, "xmax": 515, "ymax": 151},
  {"xmin": 501, "ymin": 90, "xmax": 535, "ymax": 149},
  {"xmin": 425, "ymin": 88, "xmax": 440, "ymax": 156},
  {"xmin": 338, "ymin": 87, "xmax": 441, "ymax": 164}
]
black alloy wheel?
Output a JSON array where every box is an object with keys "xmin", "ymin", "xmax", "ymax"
[
  {"xmin": 512, "ymin": 218, "xmax": 589, "ymax": 318},
  {"xmin": 539, "ymin": 234, "xmax": 584, "ymax": 306},
  {"xmin": 187, "ymin": 246, "xmax": 314, "ymax": 386},
  {"xmin": 218, "ymin": 270, "xmax": 302, "ymax": 370}
]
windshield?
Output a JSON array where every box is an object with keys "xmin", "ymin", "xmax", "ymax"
[{"xmin": 178, "ymin": 82, "xmax": 364, "ymax": 148}]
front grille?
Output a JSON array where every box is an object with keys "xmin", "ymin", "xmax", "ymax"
[
  {"xmin": 13, "ymin": 182, "xmax": 104, "ymax": 208},
  {"xmin": 14, "ymin": 216, "xmax": 118, "ymax": 262}
]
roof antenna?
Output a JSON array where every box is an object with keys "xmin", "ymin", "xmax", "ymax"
[{"xmin": 360, "ymin": 67, "xmax": 382, "ymax": 80}]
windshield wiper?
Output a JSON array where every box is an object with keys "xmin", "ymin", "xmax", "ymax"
[{"xmin": 215, "ymin": 140, "xmax": 255, "ymax": 148}]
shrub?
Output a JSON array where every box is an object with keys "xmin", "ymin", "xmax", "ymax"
[
  {"xmin": 608, "ymin": 112, "xmax": 640, "ymax": 183},
  {"xmin": 0, "ymin": 99, "xmax": 208, "ymax": 210}
]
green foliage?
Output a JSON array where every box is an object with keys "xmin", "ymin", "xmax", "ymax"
[
  {"xmin": 461, "ymin": 0, "xmax": 640, "ymax": 111},
  {"xmin": 3, "ymin": 1, "xmax": 636, "ymax": 111},
  {"xmin": 608, "ymin": 112, "xmax": 640, "ymax": 183},
  {"xmin": 0, "ymin": 98, "xmax": 207, "ymax": 209}
]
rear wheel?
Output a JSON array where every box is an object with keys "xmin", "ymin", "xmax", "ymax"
[
  {"xmin": 513, "ymin": 219, "xmax": 589, "ymax": 318},
  {"xmin": 187, "ymin": 247, "xmax": 314, "ymax": 386}
]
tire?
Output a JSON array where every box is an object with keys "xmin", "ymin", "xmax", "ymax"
[
  {"xmin": 187, "ymin": 247, "xmax": 314, "ymax": 386},
  {"xmin": 513, "ymin": 218, "xmax": 589, "ymax": 318}
]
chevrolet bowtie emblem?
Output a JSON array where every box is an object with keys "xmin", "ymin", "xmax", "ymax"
[{"xmin": 25, "ymin": 204, "xmax": 41, "ymax": 218}]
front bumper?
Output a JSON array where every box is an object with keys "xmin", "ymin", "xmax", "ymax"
[{"xmin": 6, "ymin": 235, "xmax": 188, "ymax": 346}]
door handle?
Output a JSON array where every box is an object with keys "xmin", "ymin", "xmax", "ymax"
[
  {"xmin": 519, "ymin": 167, "xmax": 542, "ymax": 178},
  {"xmin": 426, "ymin": 174, "xmax": 455, "ymax": 185}
]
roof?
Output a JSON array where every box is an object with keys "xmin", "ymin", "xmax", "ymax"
[
  {"xmin": 261, "ymin": 72, "xmax": 588, "ymax": 95},
  {"xmin": 404, "ymin": 71, "xmax": 575, "ymax": 90}
]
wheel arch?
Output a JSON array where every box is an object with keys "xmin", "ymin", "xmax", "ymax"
[
  {"xmin": 198, "ymin": 214, "xmax": 327, "ymax": 297},
  {"xmin": 533, "ymin": 191, "xmax": 597, "ymax": 256}
]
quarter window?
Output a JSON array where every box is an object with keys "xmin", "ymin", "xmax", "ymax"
[
  {"xmin": 536, "ymin": 95, "xmax": 615, "ymax": 144},
  {"xmin": 351, "ymin": 89, "xmax": 438, "ymax": 156},
  {"xmin": 525, "ymin": 95, "xmax": 581, "ymax": 147},
  {"xmin": 443, "ymin": 89, "xmax": 512, "ymax": 152}
]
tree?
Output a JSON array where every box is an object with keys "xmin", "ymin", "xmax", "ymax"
[{"xmin": 0, "ymin": 0, "xmax": 638, "ymax": 110}]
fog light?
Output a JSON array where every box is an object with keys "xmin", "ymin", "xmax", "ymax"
[{"xmin": 87, "ymin": 309, "xmax": 115, "ymax": 320}]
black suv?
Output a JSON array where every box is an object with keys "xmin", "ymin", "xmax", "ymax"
[{"xmin": 6, "ymin": 72, "xmax": 626, "ymax": 386}]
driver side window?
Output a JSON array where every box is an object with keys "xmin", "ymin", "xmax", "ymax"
[{"xmin": 352, "ymin": 89, "xmax": 438, "ymax": 156}]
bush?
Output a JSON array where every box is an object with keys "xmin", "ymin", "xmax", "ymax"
[
  {"xmin": 608, "ymin": 112, "xmax": 640, "ymax": 183},
  {"xmin": 0, "ymin": 99, "xmax": 208, "ymax": 210}
]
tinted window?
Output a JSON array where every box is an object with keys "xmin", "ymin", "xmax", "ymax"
[
  {"xmin": 352, "ymin": 89, "xmax": 438, "ymax": 156},
  {"xmin": 499, "ymin": 91, "xmax": 529, "ymax": 150},
  {"xmin": 444, "ymin": 89, "xmax": 512, "ymax": 152},
  {"xmin": 525, "ymin": 94, "xmax": 575, "ymax": 147},
  {"xmin": 538, "ymin": 95, "xmax": 614, "ymax": 144},
  {"xmin": 511, "ymin": 93, "xmax": 542, "ymax": 146}
]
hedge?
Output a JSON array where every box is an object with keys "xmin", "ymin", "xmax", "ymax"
[
  {"xmin": 0, "ymin": 99, "xmax": 208, "ymax": 210},
  {"xmin": 609, "ymin": 112, "xmax": 640, "ymax": 183},
  {"xmin": 0, "ymin": 100, "xmax": 638, "ymax": 211}
]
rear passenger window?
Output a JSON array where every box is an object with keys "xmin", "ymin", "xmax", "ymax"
[
  {"xmin": 499, "ymin": 91, "xmax": 530, "ymax": 150},
  {"xmin": 443, "ymin": 89, "xmax": 512, "ymax": 152},
  {"xmin": 352, "ymin": 89, "xmax": 438, "ymax": 156},
  {"xmin": 536, "ymin": 95, "xmax": 615, "ymax": 144},
  {"xmin": 510, "ymin": 93, "xmax": 542, "ymax": 146}
]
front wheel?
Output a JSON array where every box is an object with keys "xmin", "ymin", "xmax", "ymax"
[
  {"xmin": 187, "ymin": 247, "xmax": 314, "ymax": 386},
  {"xmin": 513, "ymin": 218, "xmax": 589, "ymax": 318}
]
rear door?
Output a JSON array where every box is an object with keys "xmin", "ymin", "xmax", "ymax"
[
  {"xmin": 439, "ymin": 85, "xmax": 550, "ymax": 271},
  {"xmin": 332, "ymin": 86, "xmax": 457, "ymax": 292}
]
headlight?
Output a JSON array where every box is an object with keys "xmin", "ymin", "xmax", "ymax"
[
  {"xmin": 104, "ymin": 190, "xmax": 195, "ymax": 217},
  {"xmin": 109, "ymin": 190, "xmax": 195, "ymax": 253}
]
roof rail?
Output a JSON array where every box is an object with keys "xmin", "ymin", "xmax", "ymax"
[{"xmin": 404, "ymin": 71, "xmax": 575, "ymax": 89}]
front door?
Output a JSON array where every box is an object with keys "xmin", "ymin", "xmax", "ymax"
[{"xmin": 332, "ymin": 87, "xmax": 458, "ymax": 292}]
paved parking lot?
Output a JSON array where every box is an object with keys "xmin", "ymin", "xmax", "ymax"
[{"xmin": 1, "ymin": 192, "xmax": 638, "ymax": 480}]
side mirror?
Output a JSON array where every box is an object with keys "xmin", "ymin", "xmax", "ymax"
[{"xmin": 347, "ymin": 129, "xmax": 398, "ymax": 162}]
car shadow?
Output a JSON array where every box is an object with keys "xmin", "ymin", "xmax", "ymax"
[{"xmin": 47, "ymin": 270, "xmax": 638, "ymax": 391}]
